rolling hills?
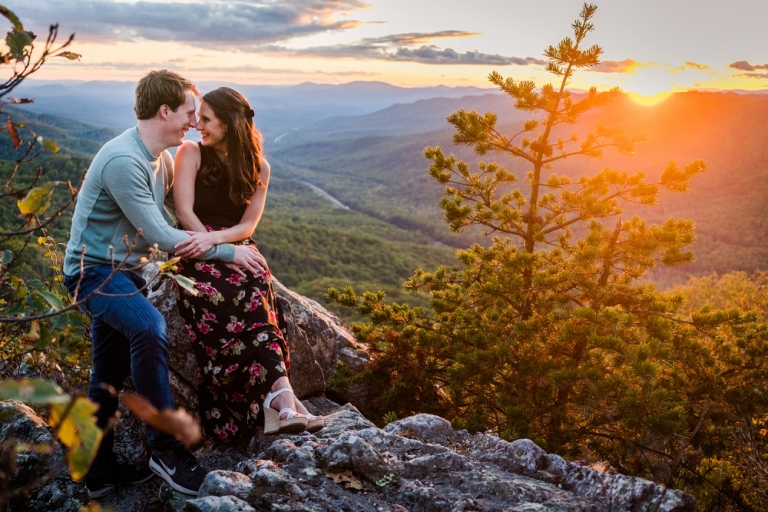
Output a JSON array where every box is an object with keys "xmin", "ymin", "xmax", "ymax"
[
  {"xmin": 270, "ymin": 91, "xmax": 768, "ymax": 284},
  {"xmin": 6, "ymin": 84, "xmax": 768, "ymax": 316}
]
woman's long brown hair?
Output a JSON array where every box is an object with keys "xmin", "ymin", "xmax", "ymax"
[{"xmin": 198, "ymin": 87, "xmax": 263, "ymax": 205}]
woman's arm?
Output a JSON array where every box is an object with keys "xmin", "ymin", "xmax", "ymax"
[
  {"xmin": 210, "ymin": 159, "xmax": 271, "ymax": 243},
  {"xmin": 172, "ymin": 141, "xmax": 207, "ymax": 233},
  {"xmin": 175, "ymin": 159, "xmax": 272, "ymax": 257}
]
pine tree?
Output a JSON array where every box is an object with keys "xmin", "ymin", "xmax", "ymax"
[{"xmin": 331, "ymin": 4, "xmax": 768, "ymax": 507}]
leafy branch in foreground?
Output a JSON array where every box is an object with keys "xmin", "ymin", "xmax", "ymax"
[
  {"xmin": 0, "ymin": 378, "xmax": 100, "ymax": 511},
  {"xmin": 0, "ymin": 4, "xmax": 89, "ymax": 386},
  {"xmin": 330, "ymin": 3, "xmax": 768, "ymax": 510},
  {"xmin": 0, "ymin": 4, "xmax": 201, "ymax": 506}
]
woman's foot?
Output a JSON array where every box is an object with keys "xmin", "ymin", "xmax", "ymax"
[
  {"xmin": 293, "ymin": 397, "xmax": 325, "ymax": 433},
  {"xmin": 263, "ymin": 378, "xmax": 307, "ymax": 434},
  {"xmin": 270, "ymin": 379, "xmax": 298, "ymax": 418}
]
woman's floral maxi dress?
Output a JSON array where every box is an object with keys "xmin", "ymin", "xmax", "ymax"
[{"xmin": 175, "ymin": 144, "xmax": 289, "ymax": 440}]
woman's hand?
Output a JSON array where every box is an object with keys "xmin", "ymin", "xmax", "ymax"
[{"xmin": 175, "ymin": 230, "xmax": 217, "ymax": 259}]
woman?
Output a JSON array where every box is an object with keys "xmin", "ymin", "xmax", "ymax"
[{"xmin": 172, "ymin": 87, "xmax": 323, "ymax": 439}]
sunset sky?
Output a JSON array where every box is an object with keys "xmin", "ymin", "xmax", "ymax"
[{"xmin": 9, "ymin": 0, "xmax": 768, "ymax": 95}]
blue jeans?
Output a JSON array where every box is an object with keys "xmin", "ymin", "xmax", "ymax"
[{"xmin": 64, "ymin": 265, "xmax": 182, "ymax": 473}]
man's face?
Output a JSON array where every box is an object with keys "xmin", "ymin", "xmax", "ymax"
[{"xmin": 166, "ymin": 90, "xmax": 197, "ymax": 146}]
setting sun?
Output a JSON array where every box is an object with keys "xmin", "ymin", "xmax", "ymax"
[{"xmin": 627, "ymin": 91, "xmax": 673, "ymax": 106}]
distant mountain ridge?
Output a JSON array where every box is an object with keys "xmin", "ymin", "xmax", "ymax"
[
  {"xmin": 274, "ymin": 92, "xmax": 521, "ymax": 145},
  {"xmin": 7, "ymin": 85, "xmax": 768, "ymax": 289},
  {"xmin": 15, "ymin": 80, "xmax": 495, "ymax": 136}
]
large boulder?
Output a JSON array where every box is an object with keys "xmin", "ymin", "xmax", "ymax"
[
  {"xmin": 271, "ymin": 279, "xmax": 370, "ymax": 377},
  {"xmin": 143, "ymin": 264, "xmax": 364, "ymax": 410},
  {"xmin": 0, "ymin": 399, "xmax": 696, "ymax": 511}
]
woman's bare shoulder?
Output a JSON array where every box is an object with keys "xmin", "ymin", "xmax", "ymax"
[{"xmin": 176, "ymin": 140, "xmax": 201, "ymax": 163}]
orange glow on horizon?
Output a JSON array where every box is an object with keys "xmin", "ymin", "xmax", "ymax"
[{"xmin": 627, "ymin": 91, "xmax": 673, "ymax": 106}]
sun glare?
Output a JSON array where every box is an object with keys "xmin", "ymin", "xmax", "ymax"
[{"xmin": 627, "ymin": 91, "xmax": 673, "ymax": 106}]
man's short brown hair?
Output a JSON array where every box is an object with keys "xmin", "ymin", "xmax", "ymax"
[{"xmin": 134, "ymin": 69, "xmax": 199, "ymax": 120}]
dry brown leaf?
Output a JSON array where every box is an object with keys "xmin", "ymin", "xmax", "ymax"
[
  {"xmin": 7, "ymin": 118, "xmax": 21, "ymax": 149},
  {"xmin": 120, "ymin": 392, "xmax": 201, "ymax": 447},
  {"xmin": 323, "ymin": 469, "xmax": 363, "ymax": 490}
]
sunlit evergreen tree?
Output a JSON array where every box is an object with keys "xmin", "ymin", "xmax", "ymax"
[{"xmin": 331, "ymin": 4, "xmax": 768, "ymax": 508}]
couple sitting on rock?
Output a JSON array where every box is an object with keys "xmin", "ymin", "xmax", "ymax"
[{"xmin": 62, "ymin": 69, "xmax": 323, "ymax": 499}]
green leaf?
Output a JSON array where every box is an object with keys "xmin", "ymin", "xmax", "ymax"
[
  {"xmin": 2, "ymin": 249, "xmax": 13, "ymax": 264},
  {"xmin": 38, "ymin": 137, "xmax": 59, "ymax": 154},
  {"xmin": 50, "ymin": 309, "xmax": 87, "ymax": 331},
  {"xmin": 27, "ymin": 279, "xmax": 46, "ymax": 292},
  {"xmin": 10, "ymin": 274, "xmax": 27, "ymax": 298},
  {"xmin": 157, "ymin": 256, "xmax": 180, "ymax": 272},
  {"xmin": 383, "ymin": 411, "xmax": 398, "ymax": 425},
  {"xmin": 170, "ymin": 273, "xmax": 199, "ymax": 296},
  {"xmin": 36, "ymin": 290, "xmax": 64, "ymax": 311},
  {"xmin": 5, "ymin": 29, "xmax": 34, "ymax": 60},
  {"xmin": 17, "ymin": 182, "xmax": 54, "ymax": 216},
  {"xmin": 0, "ymin": 6, "xmax": 23, "ymax": 31},
  {"xmin": 33, "ymin": 324, "xmax": 53, "ymax": 350},
  {"xmin": 50, "ymin": 397, "xmax": 102, "ymax": 481},
  {"xmin": 0, "ymin": 378, "xmax": 69, "ymax": 404},
  {"xmin": 55, "ymin": 51, "xmax": 81, "ymax": 61}
]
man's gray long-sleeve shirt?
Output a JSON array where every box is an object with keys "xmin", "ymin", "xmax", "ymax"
[{"xmin": 64, "ymin": 126, "xmax": 235, "ymax": 276}]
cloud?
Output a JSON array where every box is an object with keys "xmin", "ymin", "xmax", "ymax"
[
  {"xmin": 589, "ymin": 59, "xmax": 711, "ymax": 75},
  {"xmin": 728, "ymin": 60, "xmax": 768, "ymax": 72},
  {"xmin": 193, "ymin": 64, "xmax": 376, "ymax": 77},
  {"xmin": 9, "ymin": 0, "xmax": 370, "ymax": 47},
  {"xmin": 12, "ymin": 1, "xmax": 543, "ymax": 67},
  {"xmin": 364, "ymin": 31, "xmax": 481, "ymax": 45},
  {"xmin": 589, "ymin": 59, "xmax": 644, "ymax": 74},
  {"xmin": 735, "ymin": 72, "xmax": 768, "ymax": 79},
  {"xmin": 45, "ymin": 59, "xmax": 375, "ymax": 77},
  {"xmin": 264, "ymin": 32, "xmax": 546, "ymax": 66},
  {"xmin": 684, "ymin": 61, "xmax": 709, "ymax": 70}
]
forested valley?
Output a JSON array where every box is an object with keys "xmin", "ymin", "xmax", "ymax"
[{"xmin": 4, "ymin": 11, "xmax": 768, "ymax": 508}]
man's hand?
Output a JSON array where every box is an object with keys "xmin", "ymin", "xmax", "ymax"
[
  {"xmin": 175, "ymin": 231, "xmax": 216, "ymax": 259},
  {"xmin": 232, "ymin": 245, "xmax": 268, "ymax": 276}
]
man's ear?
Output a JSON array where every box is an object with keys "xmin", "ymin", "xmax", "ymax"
[{"xmin": 158, "ymin": 104, "xmax": 171, "ymax": 120}]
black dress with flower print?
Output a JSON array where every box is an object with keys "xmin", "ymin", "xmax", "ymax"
[{"xmin": 174, "ymin": 143, "xmax": 289, "ymax": 440}]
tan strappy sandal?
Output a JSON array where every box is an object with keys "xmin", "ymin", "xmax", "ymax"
[
  {"xmin": 263, "ymin": 388, "xmax": 308, "ymax": 434},
  {"xmin": 305, "ymin": 414, "xmax": 325, "ymax": 433}
]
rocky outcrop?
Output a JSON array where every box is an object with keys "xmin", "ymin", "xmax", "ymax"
[
  {"xmin": 0, "ymin": 270, "xmax": 696, "ymax": 510},
  {"xmin": 0, "ymin": 398, "xmax": 695, "ymax": 511},
  {"xmin": 143, "ymin": 264, "xmax": 368, "ymax": 410},
  {"xmin": 271, "ymin": 280, "xmax": 370, "ymax": 377}
]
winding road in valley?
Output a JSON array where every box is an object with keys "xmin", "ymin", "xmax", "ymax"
[{"xmin": 300, "ymin": 181, "xmax": 349, "ymax": 209}]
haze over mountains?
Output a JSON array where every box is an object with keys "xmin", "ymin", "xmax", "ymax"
[
  {"xmin": 15, "ymin": 80, "xmax": 494, "ymax": 139},
  {"xmin": 7, "ymin": 80, "xmax": 768, "ymax": 314}
]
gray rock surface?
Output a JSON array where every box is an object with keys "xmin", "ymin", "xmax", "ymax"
[
  {"xmin": 185, "ymin": 495, "xmax": 255, "ymax": 512},
  {"xmin": 271, "ymin": 279, "xmax": 370, "ymax": 376},
  {"xmin": 198, "ymin": 470, "xmax": 253, "ymax": 500},
  {"xmin": 1, "ymin": 398, "xmax": 695, "ymax": 511}
]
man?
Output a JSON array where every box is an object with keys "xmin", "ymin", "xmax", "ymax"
[{"xmin": 63, "ymin": 70, "xmax": 266, "ymax": 498}]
